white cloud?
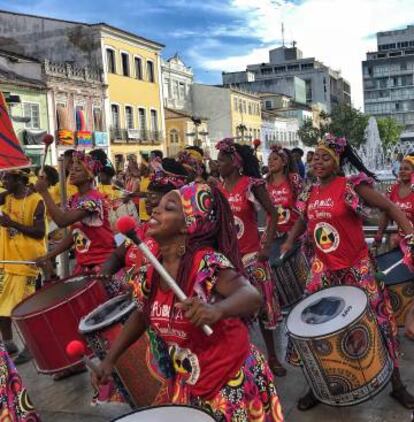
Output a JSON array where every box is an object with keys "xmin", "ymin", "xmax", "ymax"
[{"xmin": 195, "ymin": 0, "xmax": 414, "ymax": 109}]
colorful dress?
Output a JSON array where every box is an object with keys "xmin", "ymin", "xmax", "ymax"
[
  {"xmin": 67, "ymin": 189, "xmax": 115, "ymax": 276},
  {"xmin": 0, "ymin": 192, "xmax": 46, "ymax": 316},
  {"xmin": 294, "ymin": 173, "xmax": 398, "ymax": 366},
  {"xmin": 0, "ymin": 342, "xmax": 40, "ymax": 421},
  {"xmin": 133, "ymin": 247, "xmax": 284, "ymax": 422},
  {"xmin": 219, "ymin": 176, "xmax": 281, "ymax": 329}
]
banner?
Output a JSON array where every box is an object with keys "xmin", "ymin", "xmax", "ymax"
[{"xmin": 0, "ymin": 92, "xmax": 31, "ymax": 170}]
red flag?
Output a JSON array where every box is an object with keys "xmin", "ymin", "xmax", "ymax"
[{"xmin": 0, "ymin": 92, "xmax": 31, "ymax": 170}]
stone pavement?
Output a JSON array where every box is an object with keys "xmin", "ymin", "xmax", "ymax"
[{"xmin": 17, "ymin": 324, "xmax": 414, "ymax": 422}]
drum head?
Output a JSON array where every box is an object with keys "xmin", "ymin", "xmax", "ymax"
[
  {"xmin": 12, "ymin": 276, "xmax": 91, "ymax": 318},
  {"xmin": 376, "ymin": 248, "xmax": 413, "ymax": 285},
  {"xmin": 79, "ymin": 294, "xmax": 136, "ymax": 333},
  {"xmin": 112, "ymin": 405, "xmax": 215, "ymax": 421},
  {"xmin": 287, "ymin": 286, "xmax": 368, "ymax": 338}
]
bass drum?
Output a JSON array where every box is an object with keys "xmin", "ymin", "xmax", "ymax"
[
  {"xmin": 287, "ymin": 285, "xmax": 393, "ymax": 406},
  {"xmin": 376, "ymin": 248, "xmax": 414, "ymax": 326}
]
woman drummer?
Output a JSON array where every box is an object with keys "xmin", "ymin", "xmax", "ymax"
[
  {"xmin": 281, "ymin": 134, "xmax": 414, "ymax": 410},
  {"xmin": 376, "ymin": 154, "xmax": 414, "ymax": 248},
  {"xmin": 92, "ymin": 182, "xmax": 284, "ymax": 421},
  {"xmin": 35, "ymin": 151, "xmax": 115, "ymax": 277},
  {"xmin": 216, "ymin": 138, "xmax": 285, "ymax": 376},
  {"xmin": 265, "ymin": 144, "xmax": 303, "ymax": 260}
]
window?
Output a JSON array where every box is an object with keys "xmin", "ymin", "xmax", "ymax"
[
  {"xmin": 93, "ymin": 108, "xmax": 103, "ymax": 131},
  {"xmin": 134, "ymin": 57, "xmax": 143, "ymax": 80},
  {"xmin": 248, "ymin": 103, "xmax": 252, "ymax": 114},
  {"xmin": 138, "ymin": 108, "xmax": 146, "ymax": 131},
  {"xmin": 125, "ymin": 106, "xmax": 134, "ymax": 129},
  {"xmin": 23, "ymin": 102, "xmax": 40, "ymax": 129},
  {"xmin": 106, "ymin": 49, "xmax": 116, "ymax": 73},
  {"xmin": 242, "ymin": 100, "xmax": 247, "ymax": 113},
  {"xmin": 111, "ymin": 104, "xmax": 120, "ymax": 129},
  {"xmin": 173, "ymin": 81, "xmax": 179, "ymax": 99},
  {"xmin": 265, "ymin": 100, "xmax": 272, "ymax": 110},
  {"xmin": 163, "ymin": 78, "xmax": 170, "ymax": 99},
  {"xmin": 150, "ymin": 109, "xmax": 158, "ymax": 133},
  {"xmin": 121, "ymin": 52, "xmax": 130, "ymax": 77},
  {"xmin": 233, "ymin": 97, "xmax": 238, "ymax": 109},
  {"xmin": 147, "ymin": 60, "xmax": 155, "ymax": 83},
  {"xmin": 170, "ymin": 129, "xmax": 179, "ymax": 143},
  {"xmin": 179, "ymin": 83, "xmax": 185, "ymax": 99}
]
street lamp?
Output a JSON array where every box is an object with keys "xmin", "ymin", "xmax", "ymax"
[
  {"xmin": 236, "ymin": 124, "xmax": 247, "ymax": 143},
  {"xmin": 186, "ymin": 116, "xmax": 208, "ymax": 147}
]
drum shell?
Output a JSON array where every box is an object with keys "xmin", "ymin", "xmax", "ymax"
[
  {"xmin": 271, "ymin": 243, "xmax": 308, "ymax": 308},
  {"xmin": 12, "ymin": 276, "xmax": 107, "ymax": 373},
  {"xmin": 388, "ymin": 281, "xmax": 414, "ymax": 327},
  {"xmin": 289, "ymin": 303, "xmax": 393, "ymax": 406},
  {"xmin": 80, "ymin": 302, "xmax": 164, "ymax": 408}
]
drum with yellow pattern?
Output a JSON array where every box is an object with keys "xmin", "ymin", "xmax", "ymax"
[{"xmin": 287, "ymin": 286, "xmax": 393, "ymax": 406}]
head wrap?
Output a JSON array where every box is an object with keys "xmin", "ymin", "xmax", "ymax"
[
  {"xmin": 317, "ymin": 133, "xmax": 347, "ymax": 166},
  {"xmin": 269, "ymin": 144, "xmax": 288, "ymax": 162},
  {"xmin": 216, "ymin": 138, "xmax": 243, "ymax": 169},
  {"xmin": 73, "ymin": 151, "xmax": 102, "ymax": 177},
  {"xmin": 403, "ymin": 155, "xmax": 414, "ymax": 169},
  {"xmin": 176, "ymin": 149, "xmax": 204, "ymax": 176},
  {"xmin": 150, "ymin": 157, "xmax": 188, "ymax": 188},
  {"xmin": 175, "ymin": 182, "xmax": 216, "ymax": 235}
]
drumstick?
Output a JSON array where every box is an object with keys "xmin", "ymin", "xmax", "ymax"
[
  {"xmin": 66, "ymin": 340, "xmax": 99, "ymax": 373},
  {"xmin": 40, "ymin": 134, "xmax": 54, "ymax": 175},
  {"xmin": 112, "ymin": 185, "xmax": 133, "ymax": 195},
  {"xmin": 0, "ymin": 260, "xmax": 37, "ymax": 265},
  {"xmin": 382, "ymin": 258, "xmax": 404, "ymax": 276},
  {"xmin": 117, "ymin": 216, "xmax": 213, "ymax": 336}
]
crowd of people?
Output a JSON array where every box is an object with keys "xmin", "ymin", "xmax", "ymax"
[{"xmin": 0, "ymin": 136, "xmax": 414, "ymax": 421}]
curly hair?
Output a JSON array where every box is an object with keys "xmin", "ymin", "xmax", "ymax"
[{"xmin": 234, "ymin": 144, "xmax": 261, "ymax": 178}]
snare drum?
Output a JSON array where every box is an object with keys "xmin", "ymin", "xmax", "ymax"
[
  {"xmin": 112, "ymin": 405, "xmax": 215, "ymax": 421},
  {"xmin": 271, "ymin": 241, "xmax": 308, "ymax": 308},
  {"xmin": 79, "ymin": 294, "xmax": 164, "ymax": 408},
  {"xmin": 376, "ymin": 248, "xmax": 414, "ymax": 326},
  {"xmin": 287, "ymin": 286, "xmax": 393, "ymax": 406},
  {"xmin": 12, "ymin": 275, "xmax": 107, "ymax": 373}
]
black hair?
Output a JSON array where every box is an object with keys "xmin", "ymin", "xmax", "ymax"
[
  {"xmin": 150, "ymin": 149, "xmax": 163, "ymax": 159},
  {"xmin": 148, "ymin": 158, "xmax": 188, "ymax": 193},
  {"xmin": 90, "ymin": 149, "xmax": 108, "ymax": 164},
  {"xmin": 340, "ymin": 144, "xmax": 377, "ymax": 180},
  {"xmin": 234, "ymin": 143, "xmax": 261, "ymax": 178},
  {"xmin": 292, "ymin": 147, "xmax": 304, "ymax": 157},
  {"xmin": 102, "ymin": 165, "xmax": 115, "ymax": 178},
  {"xmin": 36, "ymin": 165, "xmax": 59, "ymax": 186},
  {"xmin": 63, "ymin": 149, "xmax": 75, "ymax": 158},
  {"xmin": 185, "ymin": 145, "xmax": 204, "ymax": 157}
]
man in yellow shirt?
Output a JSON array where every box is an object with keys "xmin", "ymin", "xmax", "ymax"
[{"xmin": 0, "ymin": 169, "xmax": 46, "ymax": 363}]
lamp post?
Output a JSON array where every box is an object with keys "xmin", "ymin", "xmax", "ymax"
[
  {"xmin": 186, "ymin": 116, "xmax": 208, "ymax": 148},
  {"xmin": 236, "ymin": 124, "xmax": 247, "ymax": 143}
]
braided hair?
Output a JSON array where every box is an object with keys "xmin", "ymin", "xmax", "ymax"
[{"xmin": 340, "ymin": 144, "xmax": 377, "ymax": 180}]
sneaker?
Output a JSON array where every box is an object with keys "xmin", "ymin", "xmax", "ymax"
[
  {"xmin": 13, "ymin": 348, "xmax": 32, "ymax": 365},
  {"xmin": 4, "ymin": 341, "xmax": 18, "ymax": 355}
]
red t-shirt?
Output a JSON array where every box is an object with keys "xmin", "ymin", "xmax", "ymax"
[
  {"xmin": 124, "ymin": 223, "xmax": 158, "ymax": 270},
  {"xmin": 138, "ymin": 248, "xmax": 250, "ymax": 400},
  {"xmin": 68, "ymin": 190, "xmax": 115, "ymax": 267},
  {"xmin": 387, "ymin": 183, "xmax": 414, "ymax": 226},
  {"xmin": 305, "ymin": 177, "xmax": 368, "ymax": 270},
  {"xmin": 266, "ymin": 176, "xmax": 299, "ymax": 234},
  {"xmin": 219, "ymin": 176, "xmax": 261, "ymax": 255}
]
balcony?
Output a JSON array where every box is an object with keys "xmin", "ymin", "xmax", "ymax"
[{"xmin": 110, "ymin": 127, "xmax": 163, "ymax": 145}]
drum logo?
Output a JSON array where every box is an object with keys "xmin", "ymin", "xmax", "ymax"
[
  {"xmin": 234, "ymin": 216, "xmax": 245, "ymax": 240},
  {"xmin": 72, "ymin": 228, "xmax": 91, "ymax": 254},
  {"xmin": 169, "ymin": 344, "xmax": 200, "ymax": 385},
  {"xmin": 314, "ymin": 223, "xmax": 339, "ymax": 253}
]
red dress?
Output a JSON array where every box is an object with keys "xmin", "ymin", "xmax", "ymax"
[
  {"xmin": 387, "ymin": 182, "xmax": 414, "ymax": 226},
  {"xmin": 132, "ymin": 247, "xmax": 284, "ymax": 421},
  {"xmin": 219, "ymin": 176, "xmax": 281, "ymax": 329},
  {"xmin": 67, "ymin": 189, "xmax": 115, "ymax": 272}
]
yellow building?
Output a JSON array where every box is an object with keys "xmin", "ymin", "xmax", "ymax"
[
  {"xmin": 164, "ymin": 108, "xmax": 208, "ymax": 157},
  {"xmin": 230, "ymin": 88, "xmax": 262, "ymax": 144},
  {"xmin": 100, "ymin": 25, "xmax": 165, "ymax": 168}
]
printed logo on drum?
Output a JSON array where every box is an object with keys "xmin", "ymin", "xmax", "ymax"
[
  {"xmin": 234, "ymin": 216, "xmax": 245, "ymax": 239},
  {"xmin": 169, "ymin": 344, "xmax": 200, "ymax": 385},
  {"xmin": 314, "ymin": 222, "xmax": 340, "ymax": 253},
  {"xmin": 72, "ymin": 228, "xmax": 91, "ymax": 254}
]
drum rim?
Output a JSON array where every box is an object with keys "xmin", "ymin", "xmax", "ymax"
[
  {"xmin": 11, "ymin": 275, "xmax": 97, "ymax": 319},
  {"xmin": 79, "ymin": 293, "xmax": 136, "ymax": 333},
  {"xmin": 111, "ymin": 404, "xmax": 215, "ymax": 421},
  {"xmin": 286, "ymin": 285, "xmax": 368, "ymax": 339}
]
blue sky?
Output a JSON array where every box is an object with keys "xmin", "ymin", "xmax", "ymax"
[{"xmin": 2, "ymin": 0, "xmax": 414, "ymax": 108}]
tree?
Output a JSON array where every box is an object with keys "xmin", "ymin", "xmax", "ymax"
[
  {"xmin": 376, "ymin": 116, "xmax": 403, "ymax": 152},
  {"xmin": 298, "ymin": 104, "xmax": 369, "ymax": 147}
]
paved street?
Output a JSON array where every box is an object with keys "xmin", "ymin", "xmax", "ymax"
[{"xmin": 16, "ymin": 323, "xmax": 414, "ymax": 422}]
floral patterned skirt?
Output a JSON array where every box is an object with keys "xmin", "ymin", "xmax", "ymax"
[
  {"xmin": 287, "ymin": 255, "xmax": 399, "ymax": 367},
  {"xmin": 243, "ymin": 253, "xmax": 281, "ymax": 330},
  {"xmin": 0, "ymin": 342, "xmax": 40, "ymax": 421},
  {"xmin": 175, "ymin": 345, "xmax": 284, "ymax": 422}
]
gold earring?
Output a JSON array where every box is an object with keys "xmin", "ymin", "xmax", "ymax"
[{"xmin": 177, "ymin": 244, "xmax": 186, "ymax": 257}]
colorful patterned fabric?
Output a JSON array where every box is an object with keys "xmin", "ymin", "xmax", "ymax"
[
  {"xmin": 150, "ymin": 158, "xmax": 188, "ymax": 188},
  {"xmin": 216, "ymin": 138, "xmax": 243, "ymax": 169},
  {"xmin": 317, "ymin": 133, "xmax": 347, "ymax": 165},
  {"xmin": 189, "ymin": 345, "xmax": 284, "ymax": 422},
  {"xmin": 72, "ymin": 151, "xmax": 102, "ymax": 177},
  {"xmin": 176, "ymin": 150, "xmax": 204, "ymax": 177},
  {"xmin": 175, "ymin": 182, "xmax": 216, "ymax": 235},
  {"xmin": 242, "ymin": 252, "xmax": 281, "ymax": 330},
  {"xmin": 0, "ymin": 342, "xmax": 40, "ymax": 421}
]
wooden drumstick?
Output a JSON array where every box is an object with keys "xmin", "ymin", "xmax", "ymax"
[
  {"xmin": 117, "ymin": 216, "xmax": 214, "ymax": 336},
  {"xmin": 0, "ymin": 260, "xmax": 37, "ymax": 265}
]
